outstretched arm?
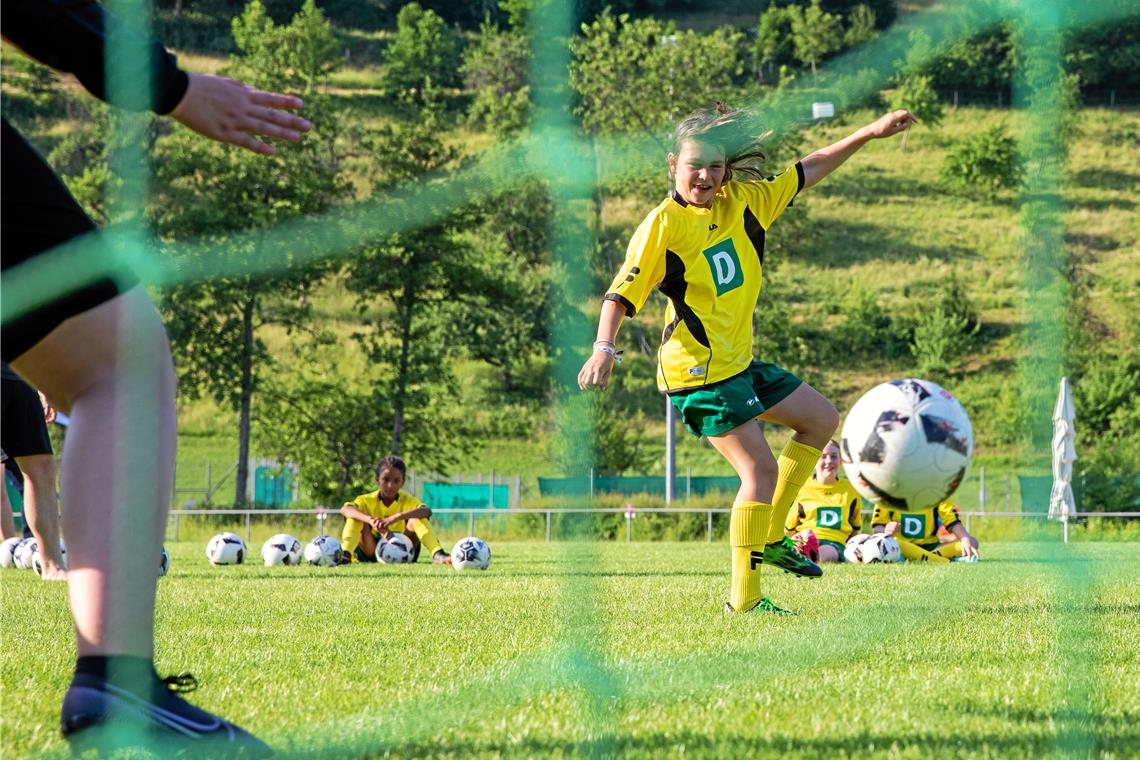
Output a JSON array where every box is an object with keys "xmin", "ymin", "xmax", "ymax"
[{"xmin": 800, "ymin": 110, "xmax": 916, "ymax": 190}]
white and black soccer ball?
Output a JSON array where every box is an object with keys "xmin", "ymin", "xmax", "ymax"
[
  {"xmin": 14, "ymin": 538, "xmax": 38, "ymax": 570},
  {"xmin": 159, "ymin": 546, "xmax": 171, "ymax": 577},
  {"xmin": 451, "ymin": 536, "xmax": 490, "ymax": 571},
  {"xmin": 0, "ymin": 537, "xmax": 23, "ymax": 568},
  {"xmin": 841, "ymin": 378, "xmax": 974, "ymax": 511},
  {"xmin": 377, "ymin": 533, "xmax": 414, "ymax": 564},
  {"xmin": 859, "ymin": 534, "xmax": 902, "ymax": 564},
  {"xmin": 206, "ymin": 532, "xmax": 246, "ymax": 565},
  {"xmin": 262, "ymin": 533, "xmax": 303, "ymax": 566},
  {"xmin": 843, "ymin": 533, "xmax": 873, "ymax": 563},
  {"xmin": 304, "ymin": 535, "xmax": 343, "ymax": 567},
  {"xmin": 32, "ymin": 541, "xmax": 68, "ymax": 576}
]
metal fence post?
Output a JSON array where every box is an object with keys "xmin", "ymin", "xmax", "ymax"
[
  {"xmin": 468, "ymin": 510, "xmax": 475, "ymax": 536},
  {"xmin": 707, "ymin": 510, "xmax": 713, "ymax": 543},
  {"xmin": 245, "ymin": 511, "xmax": 251, "ymax": 542},
  {"xmin": 546, "ymin": 510, "xmax": 551, "ymax": 543}
]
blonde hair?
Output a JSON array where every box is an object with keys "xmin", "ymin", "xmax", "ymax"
[{"xmin": 670, "ymin": 103, "xmax": 769, "ymax": 183}]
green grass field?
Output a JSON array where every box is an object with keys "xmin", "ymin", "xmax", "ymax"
[{"xmin": 3, "ymin": 540, "xmax": 1138, "ymax": 758}]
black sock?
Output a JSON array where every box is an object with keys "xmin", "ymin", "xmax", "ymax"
[{"xmin": 75, "ymin": 655, "xmax": 156, "ymax": 691}]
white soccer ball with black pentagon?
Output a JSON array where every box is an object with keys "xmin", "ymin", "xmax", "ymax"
[
  {"xmin": 377, "ymin": 533, "xmax": 414, "ymax": 564},
  {"xmin": 261, "ymin": 533, "xmax": 303, "ymax": 566},
  {"xmin": 859, "ymin": 534, "xmax": 902, "ymax": 564},
  {"xmin": 843, "ymin": 533, "xmax": 873, "ymax": 563},
  {"xmin": 451, "ymin": 536, "xmax": 490, "ymax": 571},
  {"xmin": 304, "ymin": 535, "xmax": 343, "ymax": 567},
  {"xmin": 841, "ymin": 378, "xmax": 973, "ymax": 511},
  {"xmin": 0, "ymin": 537, "xmax": 23, "ymax": 568},
  {"xmin": 159, "ymin": 546, "xmax": 171, "ymax": 577},
  {"xmin": 14, "ymin": 538, "xmax": 38, "ymax": 570},
  {"xmin": 206, "ymin": 532, "xmax": 246, "ymax": 565}
]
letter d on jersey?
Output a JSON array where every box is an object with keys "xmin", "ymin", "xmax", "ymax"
[
  {"xmin": 902, "ymin": 514, "xmax": 926, "ymax": 538},
  {"xmin": 702, "ymin": 240, "xmax": 744, "ymax": 296},
  {"xmin": 817, "ymin": 507, "xmax": 841, "ymax": 529}
]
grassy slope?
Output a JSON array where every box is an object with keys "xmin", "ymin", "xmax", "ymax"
[{"xmin": 2, "ymin": 541, "xmax": 1138, "ymax": 758}]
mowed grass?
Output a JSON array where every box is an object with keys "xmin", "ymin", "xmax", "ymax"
[{"xmin": 2, "ymin": 541, "xmax": 1139, "ymax": 758}]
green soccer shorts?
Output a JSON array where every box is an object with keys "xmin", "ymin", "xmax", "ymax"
[{"xmin": 668, "ymin": 360, "xmax": 802, "ymax": 438}]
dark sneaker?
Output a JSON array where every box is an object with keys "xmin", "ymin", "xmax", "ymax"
[
  {"xmin": 432, "ymin": 550, "xmax": 451, "ymax": 565},
  {"xmin": 723, "ymin": 597, "xmax": 796, "ymax": 616},
  {"xmin": 765, "ymin": 536, "xmax": 823, "ymax": 578},
  {"xmin": 62, "ymin": 671, "xmax": 272, "ymax": 757}
]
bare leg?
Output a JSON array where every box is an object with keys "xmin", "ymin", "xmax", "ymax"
[
  {"xmin": 11, "ymin": 287, "xmax": 175, "ymax": 657},
  {"xmin": 17, "ymin": 453, "xmax": 67, "ymax": 580},
  {"xmin": 0, "ymin": 477, "xmax": 16, "ymax": 540},
  {"xmin": 758, "ymin": 383, "xmax": 839, "ymax": 448},
  {"xmin": 707, "ymin": 421, "xmax": 778, "ymax": 504},
  {"xmin": 358, "ymin": 525, "xmax": 379, "ymax": 558},
  {"xmin": 818, "ymin": 544, "xmax": 841, "ymax": 563}
]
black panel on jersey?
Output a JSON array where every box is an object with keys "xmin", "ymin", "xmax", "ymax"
[
  {"xmin": 742, "ymin": 207, "xmax": 765, "ymax": 266},
  {"xmin": 658, "ymin": 250, "xmax": 711, "ymax": 349}
]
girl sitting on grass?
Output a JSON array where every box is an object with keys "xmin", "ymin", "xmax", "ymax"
[{"xmin": 340, "ymin": 455, "xmax": 450, "ymax": 564}]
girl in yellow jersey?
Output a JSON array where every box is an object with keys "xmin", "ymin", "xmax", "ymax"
[
  {"xmin": 340, "ymin": 455, "xmax": 450, "ymax": 564},
  {"xmin": 785, "ymin": 441, "xmax": 862, "ymax": 563},
  {"xmin": 579, "ymin": 104, "xmax": 916, "ymax": 615}
]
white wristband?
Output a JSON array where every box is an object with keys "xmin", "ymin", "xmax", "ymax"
[{"xmin": 594, "ymin": 345, "xmax": 622, "ymax": 363}]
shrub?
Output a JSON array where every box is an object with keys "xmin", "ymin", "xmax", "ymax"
[
  {"xmin": 940, "ymin": 126, "xmax": 1021, "ymax": 198},
  {"xmin": 910, "ymin": 276, "xmax": 980, "ymax": 376}
]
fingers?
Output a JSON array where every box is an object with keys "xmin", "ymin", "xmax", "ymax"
[{"xmin": 249, "ymin": 89, "xmax": 305, "ymax": 111}]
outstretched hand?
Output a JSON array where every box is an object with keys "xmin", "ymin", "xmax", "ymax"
[
  {"xmin": 170, "ymin": 73, "xmax": 312, "ymax": 155},
  {"xmin": 578, "ymin": 352, "xmax": 615, "ymax": 392},
  {"xmin": 865, "ymin": 109, "xmax": 917, "ymax": 140}
]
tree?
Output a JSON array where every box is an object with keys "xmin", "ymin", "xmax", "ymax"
[
  {"xmin": 940, "ymin": 125, "xmax": 1021, "ymax": 199},
  {"xmin": 462, "ymin": 15, "xmax": 531, "ymax": 133},
  {"xmin": 787, "ymin": 0, "xmax": 843, "ymax": 80},
  {"xmin": 844, "ymin": 4, "xmax": 877, "ymax": 49},
  {"xmin": 754, "ymin": 6, "xmax": 795, "ymax": 84},
  {"xmin": 889, "ymin": 73, "xmax": 944, "ymax": 131},
  {"xmin": 381, "ymin": 2, "xmax": 462, "ymax": 106},
  {"xmin": 155, "ymin": 0, "xmax": 351, "ymax": 506}
]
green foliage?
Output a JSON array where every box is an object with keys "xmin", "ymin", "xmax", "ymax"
[
  {"xmin": 380, "ymin": 2, "xmax": 462, "ymax": 106},
  {"xmin": 916, "ymin": 23, "xmax": 1015, "ymax": 96},
  {"xmin": 940, "ymin": 125, "xmax": 1021, "ymax": 198},
  {"xmin": 231, "ymin": 0, "xmax": 339, "ymax": 94},
  {"xmin": 553, "ymin": 391, "xmax": 656, "ymax": 476},
  {"xmin": 786, "ymin": 0, "xmax": 843, "ymax": 79},
  {"xmin": 570, "ymin": 10, "xmax": 743, "ymax": 137},
  {"xmin": 889, "ymin": 74, "xmax": 944, "ymax": 129},
  {"xmin": 910, "ymin": 277, "xmax": 980, "ymax": 377},
  {"xmin": 462, "ymin": 17, "xmax": 531, "ymax": 133},
  {"xmin": 1075, "ymin": 354, "xmax": 1140, "ymax": 510},
  {"xmin": 844, "ymin": 4, "xmax": 877, "ymax": 49},
  {"xmin": 753, "ymin": 6, "xmax": 795, "ymax": 83},
  {"xmin": 832, "ymin": 283, "xmax": 911, "ymax": 360}
]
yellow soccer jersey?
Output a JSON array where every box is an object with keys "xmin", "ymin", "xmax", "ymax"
[
  {"xmin": 786, "ymin": 477, "xmax": 862, "ymax": 544},
  {"xmin": 870, "ymin": 500, "xmax": 962, "ymax": 546},
  {"xmin": 341, "ymin": 489, "xmax": 423, "ymax": 556},
  {"xmin": 605, "ymin": 165, "xmax": 804, "ymax": 391}
]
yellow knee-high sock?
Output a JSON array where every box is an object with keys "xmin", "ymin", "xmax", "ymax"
[
  {"xmin": 933, "ymin": 540, "xmax": 966, "ymax": 559},
  {"xmin": 766, "ymin": 439, "xmax": 823, "ymax": 544},
  {"xmin": 410, "ymin": 518, "xmax": 443, "ymax": 555},
  {"xmin": 729, "ymin": 501, "xmax": 773, "ymax": 612},
  {"xmin": 897, "ymin": 539, "xmax": 950, "ymax": 563}
]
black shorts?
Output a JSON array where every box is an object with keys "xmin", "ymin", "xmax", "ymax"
[
  {"xmin": 1, "ymin": 365, "xmax": 52, "ymax": 458},
  {"xmin": 1, "ymin": 118, "xmax": 134, "ymax": 362}
]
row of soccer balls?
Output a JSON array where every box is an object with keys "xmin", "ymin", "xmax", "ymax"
[
  {"xmin": 840, "ymin": 533, "xmax": 902, "ymax": 563},
  {"xmin": 208, "ymin": 532, "xmax": 492, "ymax": 571},
  {"xmin": 0, "ymin": 536, "xmax": 171, "ymax": 576}
]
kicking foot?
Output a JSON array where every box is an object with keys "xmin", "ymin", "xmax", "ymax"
[{"xmin": 765, "ymin": 536, "xmax": 823, "ymax": 578}]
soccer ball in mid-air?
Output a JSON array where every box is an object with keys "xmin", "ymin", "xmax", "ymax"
[
  {"xmin": 159, "ymin": 546, "xmax": 171, "ymax": 577},
  {"xmin": 14, "ymin": 538, "xmax": 38, "ymax": 570},
  {"xmin": 0, "ymin": 537, "xmax": 23, "ymax": 568},
  {"xmin": 841, "ymin": 378, "xmax": 974, "ymax": 511},
  {"xmin": 261, "ymin": 534, "xmax": 303, "ymax": 566},
  {"xmin": 206, "ymin": 532, "xmax": 246, "ymax": 565},
  {"xmin": 304, "ymin": 535, "xmax": 343, "ymax": 567},
  {"xmin": 859, "ymin": 534, "xmax": 902, "ymax": 563},
  {"xmin": 377, "ymin": 533, "xmax": 414, "ymax": 564},
  {"xmin": 451, "ymin": 536, "xmax": 491, "ymax": 571}
]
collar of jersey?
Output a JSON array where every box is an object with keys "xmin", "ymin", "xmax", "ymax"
[{"xmin": 669, "ymin": 188, "xmax": 720, "ymax": 214}]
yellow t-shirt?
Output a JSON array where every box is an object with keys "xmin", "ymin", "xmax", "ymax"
[
  {"xmin": 870, "ymin": 500, "xmax": 962, "ymax": 546},
  {"xmin": 786, "ymin": 477, "xmax": 862, "ymax": 544},
  {"xmin": 604, "ymin": 165, "xmax": 804, "ymax": 391},
  {"xmin": 341, "ymin": 489, "xmax": 423, "ymax": 556}
]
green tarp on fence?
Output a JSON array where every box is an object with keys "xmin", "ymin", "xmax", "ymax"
[
  {"xmin": 422, "ymin": 483, "xmax": 510, "ymax": 509},
  {"xmin": 538, "ymin": 476, "xmax": 741, "ymax": 497}
]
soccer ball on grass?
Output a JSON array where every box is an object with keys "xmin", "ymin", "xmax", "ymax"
[
  {"xmin": 304, "ymin": 535, "xmax": 343, "ymax": 567},
  {"xmin": 841, "ymin": 378, "xmax": 973, "ymax": 511},
  {"xmin": 451, "ymin": 536, "xmax": 491, "ymax": 571},
  {"xmin": 0, "ymin": 537, "xmax": 23, "ymax": 568},
  {"xmin": 262, "ymin": 534, "xmax": 303, "ymax": 566},
  {"xmin": 377, "ymin": 533, "xmax": 414, "ymax": 564},
  {"xmin": 206, "ymin": 532, "xmax": 246, "ymax": 565}
]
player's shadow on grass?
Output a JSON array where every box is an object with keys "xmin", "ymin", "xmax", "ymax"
[{"xmin": 1069, "ymin": 167, "xmax": 1139, "ymax": 192}]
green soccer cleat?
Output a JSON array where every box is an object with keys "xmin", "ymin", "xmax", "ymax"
[
  {"xmin": 765, "ymin": 536, "xmax": 823, "ymax": 578},
  {"xmin": 724, "ymin": 597, "xmax": 796, "ymax": 616}
]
